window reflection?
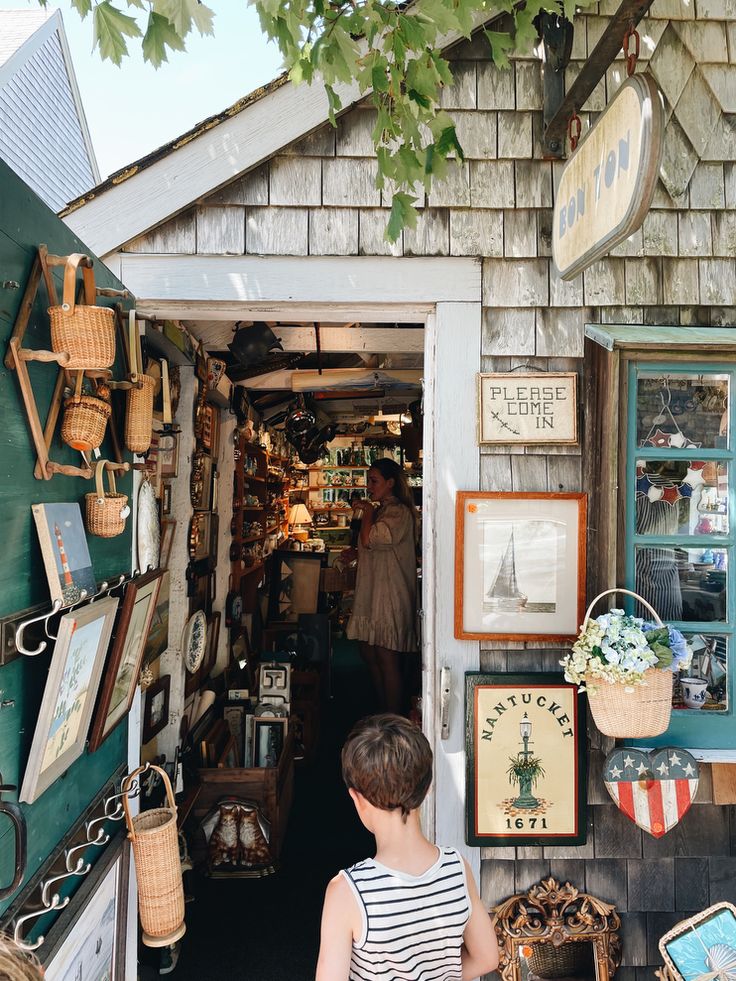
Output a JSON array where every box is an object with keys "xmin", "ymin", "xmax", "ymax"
[
  {"xmin": 674, "ymin": 634, "xmax": 728, "ymax": 712},
  {"xmin": 635, "ymin": 460, "xmax": 728, "ymax": 536},
  {"xmin": 635, "ymin": 546, "xmax": 727, "ymax": 622},
  {"xmin": 636, "ymin": 373, "xmax": 729, "ymax": 450}
]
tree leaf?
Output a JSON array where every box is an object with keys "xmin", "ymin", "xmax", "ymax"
[
  {"xmin": 142, "ymin": 10, "xmax": 186, "ymax": 67},
  {"xmin": 70, "ymin": 0, "xmax": 93, "ymax": 17},
  {"xmin": 92, "ymin": 2, "xmax": 142, "ymax": 66},
  {"xmin": 387, "ymin": 192, "xmax": 417, "ymax": 242},
  {"xmin": 484, "ymin": 29, "xmax": 514, "ymax": 70}
]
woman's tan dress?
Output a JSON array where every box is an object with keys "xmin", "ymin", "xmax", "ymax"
[{"xmin": 346, "ymin": 498, "xmax": 417, "ymax": 652}]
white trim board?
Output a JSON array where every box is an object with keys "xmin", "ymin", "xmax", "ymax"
[
  {"xmin": 188, "ymin": 325, "xmax": 425, "ymax": 354},
  {"xmin": 118, "ymin": 254, "xmax": 482, "ymax": 307}
]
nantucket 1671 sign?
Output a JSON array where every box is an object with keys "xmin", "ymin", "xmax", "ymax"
[{"xmin": 553, "ymin": 73, "xmax": 665, "ymax": 281}]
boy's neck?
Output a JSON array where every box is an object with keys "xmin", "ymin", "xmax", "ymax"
[{"xmin": 372, "ymin": 810, "xmax": 438, "ymax": 875}]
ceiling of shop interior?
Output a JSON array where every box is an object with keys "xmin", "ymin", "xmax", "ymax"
[{"xmin": 186, "ymin": 320, "xmax": 424, "ymax": 423}]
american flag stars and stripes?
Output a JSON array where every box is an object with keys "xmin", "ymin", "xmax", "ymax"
[{"xmin": 603, "ymin": 747, "xmax": 699, "ymax": 839}]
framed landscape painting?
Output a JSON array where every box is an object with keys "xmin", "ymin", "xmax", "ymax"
[
  {"xmin": 142, "ymin": 570, "xmax": 170, "ymax": 666},
  {"xmin": 88, "ymin": 570, "xmax": 164, "ymax": 752},
  {"xmin": 465, "ymin": 672, "xmax": 587, "ymax": 847},
  {"xmin": 20, "ymin": 597, "xmax": 119, "ymax": 804},
  {"xmin": 455, "ymin": 492, "xmax": 587, "ymax": 643}
]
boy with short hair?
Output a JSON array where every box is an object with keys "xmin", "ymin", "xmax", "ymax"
[{"xmin": 316, "ymin": 714, "xmax": 499, "ymax": 981}]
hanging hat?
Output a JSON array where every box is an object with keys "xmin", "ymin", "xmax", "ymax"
[{"xmin": 228, "ymin": 321, "xmax": 283, "ymax": 366}]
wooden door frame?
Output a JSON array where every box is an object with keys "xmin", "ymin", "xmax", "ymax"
[{"xmin": 119, "ymin": 253, "xmax": 483, "ymax": 867}]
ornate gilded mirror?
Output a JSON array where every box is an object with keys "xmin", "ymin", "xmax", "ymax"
[{"xmin": 493, "ymin": 878, "xmax": 622, "ymax": 981}]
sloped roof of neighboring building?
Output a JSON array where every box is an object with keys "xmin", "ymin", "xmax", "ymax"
[{"xmin": 0, "ymin": 8, "xmax": 49, "ymax": 66}]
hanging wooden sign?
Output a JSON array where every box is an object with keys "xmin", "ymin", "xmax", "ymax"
[
  {"xmin": 553, "ymin": 73, "xmax": 664, "ymax": 281},
  {"xmin": 478, "ymin": 372, "xmax": 578, "ymax": 445}
]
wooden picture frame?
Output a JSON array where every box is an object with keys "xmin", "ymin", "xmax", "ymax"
[
  {"xmin": 88, "ymin": 570, "xmax": 164, "ymax": 752},
  {"xmin": 201, "ymin": 402, "xmax": 219, "ymax": 456},
  {"xmin": 142, "ymin": 570, "xmax": 169, "ymax": 666},
  {"xmin": 160, "ymin": 519, "xmax": 176, "ymax": 569},
  {"xmin": 252, "ymin": 717, "xmax": 288, "ymax": 768},
  {"xmin": 40, "ymin": 832, "xmax": 130, "ymax": 980},
  {"xmin": 478, "ymin": 372, "xmax": 578, "ymax": 445},
  {"xmin": 158, "ymin": 432, "xmax": 179, "ymax": 478},
  {"xmin": 455, "ymin": 492, "xmax": 587, "ymax": 642},
  {"xmin": 160, "ymin": 481, "xmax": 172, "ymax": 517},
  {"xmin": 217, "ymin": 733, "xmax": 239, "ymax": 768},
  {"xmin": 20, "ymin": 597, "xmax": 119, "ymax": 804},
  {"xmin": 465, "ymin": 672, "xmax": 587, "ymax": 847},
  {"xmin": 142, "ymin": 674, "xmax": 171, "ymax": 743},
  {"xmin": 659, "ymin": 902, "xmax": 736, "ymax": 981},
  {"xmin": 202, "ymin": 611, "xmax": 221, "ymax": 679}
]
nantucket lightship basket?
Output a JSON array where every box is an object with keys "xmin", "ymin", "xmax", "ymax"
[
  {"xmin": 61, "ymin": 370, "xmax": 111, "ymax": 452},
  {"xmin": 122, "ymin": 764, "xmax": 186, "ymax": 947},
  {"xmin": 48, "ymin": 254, "xmax": 115, "ymax": 369},
  {"xmin": 85, "ymin": 460, "xmax": 129, "ymax": 539},
  {"xmin": 583, "ymin": 589, "xmax": 673, "ymax": 739}
]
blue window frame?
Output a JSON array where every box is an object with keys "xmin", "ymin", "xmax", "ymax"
[{"xmin": 625, "ymin": 362, "xmax": 735, "ymax": 753}]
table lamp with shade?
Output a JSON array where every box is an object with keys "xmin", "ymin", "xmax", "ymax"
[{"xmin": 288, "ymin": 503, "xmax": 313, "ymax": 542}]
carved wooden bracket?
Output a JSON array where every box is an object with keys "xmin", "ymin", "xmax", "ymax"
[{"xmin": 493, "ymin": 877, "xmax": 622, "ymax": 981}]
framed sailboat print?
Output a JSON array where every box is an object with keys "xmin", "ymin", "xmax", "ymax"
[{"xmin": 455, "ymin": 492, "xmax": 587, "ymax": 642}]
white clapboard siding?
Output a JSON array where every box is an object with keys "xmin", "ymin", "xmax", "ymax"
[{"xmin": 0, "ymin": 17, "xmax": 97, "ymax": 211}]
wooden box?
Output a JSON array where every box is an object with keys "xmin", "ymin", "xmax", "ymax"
[{"xmin": 193, "ymin": 728, "xmax": 294, "ymax": 860}]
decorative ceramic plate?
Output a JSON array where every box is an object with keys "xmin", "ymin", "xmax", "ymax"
[
  {"xmin": 137, "ymin": 480, "xmax": 160, "ymax": 572},
  {"xmin": 182, "ymin": 610, "xmax": 207, "ymax": 674}
]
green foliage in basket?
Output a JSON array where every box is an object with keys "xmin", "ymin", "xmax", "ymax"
[
  {"xmin": 561, "ymin": 609, "xmax": 693, "ymax": 690},
  {"xmin": 507, "ymin": 755, "xmax": 546, "ymax": 789}
]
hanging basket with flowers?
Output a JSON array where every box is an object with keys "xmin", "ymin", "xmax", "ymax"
[{"xmin": 561, "ymin": 588, "xmax": 692, "ymax": 739}]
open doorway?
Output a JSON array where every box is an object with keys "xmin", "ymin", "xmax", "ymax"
[{"xmin": 154, "ymin": 317, "xmax": 429, "ymax": 980}]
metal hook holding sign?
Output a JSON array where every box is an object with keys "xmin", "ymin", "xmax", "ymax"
[
  {"xmin": 13, "ymin": 892, "xmax": 68, "ymax": 951},
  {"xmin": 41, "ymin": 859, "xmax": 88, "ymax": 905}
]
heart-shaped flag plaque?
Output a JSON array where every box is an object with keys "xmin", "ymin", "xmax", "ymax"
[{"xmin": 603, "ymin": 747, "xmax": 699, "ymax": 838}]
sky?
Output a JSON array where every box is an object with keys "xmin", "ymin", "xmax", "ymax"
[{"xmin": 1, "ymin": 1, "xmax": 284, "ymax": 179}]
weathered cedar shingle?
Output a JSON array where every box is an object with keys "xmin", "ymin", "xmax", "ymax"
[
  {"xmin": 450, "ymin": 209, "xmax": 503, "ymax": 258},
  {"xmin": 453, "ymin": 111, "xmax": 497, "ymax": 159},
  {"xmin": 483, "ymin": 258, "xmax": 549, "ymax": 307},
  {"xmin": 336, "ymin": 108, "xmax": 377, "ymax": 157},
  {"xmin": 514, "ymin": 860, "xmax": 551, "ymax": 894},
  {"xmin": 308, "ymin": 209, "xmax": 358, "ymax": 255},
  {"xmin": 690, "ymin": 163, "xmax": 726, "ymax": 209},
  {"xmin": 440, "ymin": 60, "xmax": 477, "ymax": 110},
  {"xmin": 625, "ymin": 258, "xmax": 662, "ymax": 305},
  {"xmin": 504, "ymin": 210, "xmax": 537, "ymax": 257},
  {"xmin": 661, "ymin": 258, "xmax": 699, "ymax": 305},
  {"xmin": 403, "ymin": 208, "xmax": 450, "ymax": 256},
  {"xmin": 593, "ymin": 804, "xmax": 643, "ymax": 859},
  {"xmin": 322, "ymin": 159, "xmax": 380, "ymax": 207},
  {"xmin": 700, "ymin": 258, "xmax": 736, "ymax": 304},
  {"xmin": 535, "ymin": 308, "xmax": 584, "ymax": 357},
  {"xmin": 643, "ymin": 804, "xmax": 730, "ymax": 857},
  {"xmin": 709, "ymin": 856, "xmax": 736, "ymax": 900},
  {"xmin": 481, "ymin": 308, "xmax": 535, "ymax": 357},
  {"xmin": 676, "ymin": 70, "xmax": 722, "ymax": 157},
  {"xmin": 357, "ymin": 209, "xmax": 402, "ymax": 256},
  {"xmin": 477, "ymin": 61, "xmax": 516, "ymax": 110},
  {"xmin": 246, "ymin": 207, "xmax": 308, "ymax": 255},
  {"xmin": 429, "ymin": 162, "xmax": 471, "ymax": 208},
  {"xmin": 548, "ymin": 859, "xmax": 586, "ymax": 890},
  {"xmin": 627, "ymin": 859, "xmax": 675, "ymax": 911},
  {"xmin": 583, "ymin": 259, "xmax": 626, "ymax": 305},
  {"xmin": 619, "ymin": 913, "xmax": 648, "ymax": 967},
  {"xmin": 643, "ymin": 212, "xmax": 679, "ymax": 256},
  {"xmin": 647, "ymin": 912, "xmax": 697, "ymax": 964},
  {"xmin": 679, "ymin": 212, "xmax": 713, "ymax": 255},
  {"xmin": 515, "ymin": 161, "xmax": 552, "ymax": 208},
  {"xmin": 675, "ymin": 857, "xmax": 710, "ymax": 910},
  {"xmin": 269, "ymin": 157, "xmax": 322, "ymax": 207},
  {"xmin": 498, "ymin": 111, "xmax": 533, "ymax": 159},
  {"xmin": 481, "ymin": 858, "xmax": 516, "ymax": 910},
  {"xmin": 585, "ymin": 858, "xmax": 629, "ymax": 911},
  {"xmin": 196, "ymin": 205, "xmax": 244, "ymax": 255}
]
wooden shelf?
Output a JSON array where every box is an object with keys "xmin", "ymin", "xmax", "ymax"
[{"xmin": 312, "ymin": 484, "xmax": 366, "ymax": 489}]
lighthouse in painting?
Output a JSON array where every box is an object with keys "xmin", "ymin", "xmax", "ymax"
[
  {"xmin": 54, "ymin": 524, "xmax": 74, "ymax": 588},
  {"xmin": 484, "ymin": 529, "xmax": 528, "ymax": 613}
]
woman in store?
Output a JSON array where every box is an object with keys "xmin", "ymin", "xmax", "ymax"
[{"xmin": 346, "ymin": 458, "xmax": 418, "ymax": 714}]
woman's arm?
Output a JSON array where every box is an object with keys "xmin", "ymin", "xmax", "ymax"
[
  {"xmin": 315, "ymin": 874, "xmax": 358, "ymax": 981},
  {"xmin": 461, "ymin": 859, "xmax": 500, "ymax": 980},
  {"xmin": 357, "ymin": 501, "xmax": 375, "ymax": 549}
]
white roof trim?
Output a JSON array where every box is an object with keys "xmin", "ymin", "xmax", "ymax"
[
  {"xmin": 63, "ymin": 14, "xmax": 493, "ymax": 259},
  {"xmin": 0, "ymin": 11, "xmax": 100, "ymax": 186}
]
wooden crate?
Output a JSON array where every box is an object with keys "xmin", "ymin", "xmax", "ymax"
[{"xmin": 193, "ymin": 728, "xmax": 294, "ymax": 860}]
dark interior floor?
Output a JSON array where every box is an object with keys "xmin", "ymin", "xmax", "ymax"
[{"xmin": 157, "ymin": 638, "xmax": 376, "ymax": 980}]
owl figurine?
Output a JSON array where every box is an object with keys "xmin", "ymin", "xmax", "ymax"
[{"xmin": 208, "ymin": 804, "xmax": 240, "ymax": 867}]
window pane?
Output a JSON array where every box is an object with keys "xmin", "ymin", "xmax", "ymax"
[
  {"xmin": 636, "ymin": 373, "xmax": 729, "ymax": 450},
  {"xmin": 635, "ymin": 460, "xmax": 729, "ymax": 536},
  {"xmin": 674, "ymin": 634, "xmax": 729, "ymax": 713},
  {"xmin": 635, "ymin": 546, "xmax": 727, "ymax": 622}
]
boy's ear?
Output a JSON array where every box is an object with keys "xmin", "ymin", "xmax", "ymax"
[{"xmin": 348, "ymin": 787, "xmax": 361, "ymax": 806}]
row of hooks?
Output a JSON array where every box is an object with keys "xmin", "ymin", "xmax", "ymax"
[
  {"xmin": 11, "ymin": 764, "xmax": 150, "ymax": 952},
  {"xmin": 15, "ymin": 566, "xmax": 156, "ymax": 657}
]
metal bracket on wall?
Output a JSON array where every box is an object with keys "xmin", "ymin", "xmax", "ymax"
[
  {"xmin": 542, "ymin": 0, "xmax": 656, "ymax": 158},
  {"xmin": 0, "ymin": 763, "xmax": 143, "ymax": 951}
]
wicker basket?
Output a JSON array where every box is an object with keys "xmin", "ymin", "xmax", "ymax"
[
  {"xmin": 85, "ymin": 461, "xmax": 129, "ymax": 539},
  {"xmin": 527, "ymin": 941, "xmax": 593, "ymax": 978},
  {"xmin": 583, "ymin": 588, "xmax": 673, "ymax": 739},
  {"xmin": 123, "ymin": 765, "xmax": 186, "ymax": 948},
  {"xmin": 124, "ymin": 310, "xmax": 155, "ymax": 453},
  {"xmin": 61, "ymin": 371, "xmax": 111, "ymax": 452},
  {"xmin": 48, "ymin": 254, "xmax": 115, "ymax": 369}
]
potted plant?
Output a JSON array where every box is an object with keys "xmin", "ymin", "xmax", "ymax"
[
  {"xmin": 561, "ymin": 588, "xmax": 692, "ymax": 738},
  {"xmin": 506, "ymin": 754, "xmax": 546, "ymax": 809}
]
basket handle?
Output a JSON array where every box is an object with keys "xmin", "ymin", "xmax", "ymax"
[
  {"xmin": 128, "ymin": 310, "xmax": 138, "ymax": 377},
  {"xmin": 61, "ymin": 254, "xmax": 95, "ymax": 314},
  {"xmin": 72, "ymin": 369, "xmax": 84, "ymax": 402},
  {"xmin": 121, "ymin": 764, "xmax": 177, "ymax": 842},
  {"xmin": 94, "ymin": 461, "xmax": 117, "ymax": 500},
  {"xmin": 584, "ymin": 588, "xmax": 663, "ymax": 627}
]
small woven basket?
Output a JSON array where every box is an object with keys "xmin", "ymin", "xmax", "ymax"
[
  {"xmin": 583, "ymin": 588, "xmax": 673, "ymax": 739},
  {"xmin": 85, "ymin": 461, "xmax": 129, "ymax": 539},
  {"xmin": 122, "ymin": 764, "xmax": 186, "ymax": 948},
  {"xmin": 48, "ymin": 254, "xmax": 115, "ymax": 369},
  {"xmin": 61, "ymin": 371, "xmax": 111, "ymax": 452},
  {"xmin": 124, "ymin": 310, "xmax": 155, "ymax": 453}
]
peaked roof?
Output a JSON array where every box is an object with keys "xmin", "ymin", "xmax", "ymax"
[
  {"xmin": 0, "ymin": 8, "xmax": 49, "ymax": 67},
  {"xmin": 61, "ymin": 13, "xmax": 493, "ymax": 259}
]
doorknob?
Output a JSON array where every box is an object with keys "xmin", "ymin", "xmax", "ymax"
[{"xmin": 440, "ymin": 666, "xmax": 451, "ymax": 740}]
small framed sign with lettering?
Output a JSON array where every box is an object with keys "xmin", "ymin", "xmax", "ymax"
[
  {"xmin": 478, "ymin": 372, "xmax": 578, "ymax": 445},
  {"xmin": 465, "ymin": 672, "xmax": 587, "ymax": 847}
]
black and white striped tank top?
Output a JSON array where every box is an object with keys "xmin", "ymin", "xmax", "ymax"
[{"xmin": 341, "ymin": 846, "xmax": 471, "ymax": 981}]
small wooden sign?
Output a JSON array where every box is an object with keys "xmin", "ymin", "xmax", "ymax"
[
  {"xmin": 553, "ymin": 73, "xmax": 664, "ymax": 281},
  {"xmin": 478, "ymin": 372, "xmax": 578, "ymax": 445}
]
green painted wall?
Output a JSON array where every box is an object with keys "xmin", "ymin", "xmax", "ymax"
[{"xmin": 0, "ymin": 160, "xmax": 133, "ymax": 917}]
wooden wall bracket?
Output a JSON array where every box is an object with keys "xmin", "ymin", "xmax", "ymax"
[{"xmin": 542, "ymin": 0, "xmax": 656, "ymax": 158}]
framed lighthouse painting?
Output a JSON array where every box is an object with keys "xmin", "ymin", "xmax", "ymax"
[
  {"xmin": 465, "ymin": 672, "xmax": 587, "ymax": 846},
  {"xmin": 454, "ymin": 492, "xmax": 587, "ymax": 642},
  {"xmin": 32, "ymin": 502, "xmax": 97, "ymax": 605}
]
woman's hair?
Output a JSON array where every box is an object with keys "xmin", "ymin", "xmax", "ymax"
[
  {"xmin": 0, "ymin": 934, "xmax": 44, "ymax": 980},
  {"xmin": 368, "ymin": 458, "xmax": 419, "ymax": 537},
  {"xmin": 342, "ymin": 714, "xmax": 433, "ymax": 820}
]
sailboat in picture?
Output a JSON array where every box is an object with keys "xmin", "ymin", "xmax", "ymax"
[{"xmin": 484, "ymin": 529, "xmax": 528, "ymax": 613}]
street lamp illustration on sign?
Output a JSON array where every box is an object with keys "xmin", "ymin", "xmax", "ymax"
[{"xmin": 507, "ymin": 713, "xmax": 545, "ymax": 810}]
